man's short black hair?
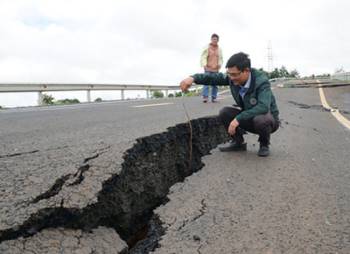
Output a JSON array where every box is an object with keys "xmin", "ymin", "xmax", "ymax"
[
  {"xmin": 225, "ymin": 52, "xmax": 251, "ymax": 71},
  {"xmin": 211, "ymin": 33, "xmax": 219, "ymax": 40}
]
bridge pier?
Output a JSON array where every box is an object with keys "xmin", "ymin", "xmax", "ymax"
[
  {"xmin": 87, "ymin": 90, "xmax": 91, "ymax": 103},
  {"xmin": 38, "ymin": 91, "xmax": 43, "ymax": 106},
  {"xmin": 121, "ymin": 89, "xmax": 125, "ymax": 100}
]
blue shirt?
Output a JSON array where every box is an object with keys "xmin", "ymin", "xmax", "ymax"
[{"xmin": 239, "ymin": 73, "xmax": 251, "ymax": 98}]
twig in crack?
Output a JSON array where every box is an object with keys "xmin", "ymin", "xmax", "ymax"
[{"xmin": 182, "ymin": 97, "xmax": 193, "ymax": 173}]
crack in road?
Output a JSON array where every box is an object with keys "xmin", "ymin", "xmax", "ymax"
[
  {"xmin": 192, "ymin": 199, "xmax": 207, "ymax": 222},
  {"xmin": 0, "ymin": 150, "xmax": 39, "ymax": 159},
  {"xmin": 0, "ymin": 116, "xmax": 230, "ymax": 254},
  {"xmin": 288, "ymin": 101, "xmax": 328, "ymax": 111},
  {"xmin": 0, "ymin": 146, "xmax": 71, "ymax": 159},
  {"xmin": 280, "ymin": 119, "xmax": 321, "ymax": 133},
  {"xmin": 69, "ymin": 164, "xmax": 90, "ymax": 186},
  {"xmin": 288, "ymin": 100, "xmax": 350, "ymax": 116},
  {"xmin": 175, "ymin": 199, "xmax": 207, "ymax": 233},
  {"xmin": 29, "ymin": 146, "xmax": 111, "ymax": 203},
  {"xmin": 277, "ymin": 82, "xmax": 350, "ymax": 89},
  {"xmin": 30, "ymin": 174, "xmax": 72, "ymax": 204}
]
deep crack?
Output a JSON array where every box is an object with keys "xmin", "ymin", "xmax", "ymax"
[{"xmin": 0, "ymin": 116, "xmax": 229, "ymax": 253}]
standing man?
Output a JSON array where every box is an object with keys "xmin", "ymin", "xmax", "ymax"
[
  {"xmin": 200, "ymin": 33, "xmax": 223, "ymax": 103},
  {"xmin": 180, "ymin": 52, "xmax": 279, "ymax": 157}
]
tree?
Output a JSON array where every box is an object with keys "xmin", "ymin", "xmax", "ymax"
[
  {"xmin": 152, "ymin": 90, "xmax": 164, "ymax": 98},
  {"xmin": 269, "ymin": 68, "xmax": 280, "ymax": 79},
  {"xmin": 267, "ymin": 66, "xmax": 299, "ymax": 79},
  {"xmin": 42, "ymin": 94, "xmax": 54, "ymax": 105},
  {"xmin": 290, "ymin": 69, "xmax": 300, "ymax": 78},
  {"xmin": 258, "ymin": 68, "xmax": 269, "ymax": 78},
  {"xmin": 279, "ymin": 66, "xmax": 290, "ymax": 77}
]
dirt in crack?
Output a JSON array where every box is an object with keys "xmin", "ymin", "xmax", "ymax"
[{"xmin": 0, "ymin": 116, "xmax": 230, "ymax": 253}]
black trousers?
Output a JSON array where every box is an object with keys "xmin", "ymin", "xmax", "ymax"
[{"xmin": 219, "ymin": 106, "xmax": 279, "ymax": 145}]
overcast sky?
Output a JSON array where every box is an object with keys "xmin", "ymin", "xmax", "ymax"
[
  {"xmin": 0, "ymin": 0, "xmax": 350, "ymax": 85},
  {"xmin": 0, "ymin": 0, "xmax": 350, "ymax": 106}
]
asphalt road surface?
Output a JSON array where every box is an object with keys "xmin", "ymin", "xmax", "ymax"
[
  {"xmin": 152, "ymin": 86, "xmax": 350, "ymax": 253},
  {"xmin": 1, "ymin": 84, "xmax": 350, "ymax": 253}
]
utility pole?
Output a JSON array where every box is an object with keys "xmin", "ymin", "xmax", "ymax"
[{"xmin": 267, "ymin": 40, "xmax": 273, "ymax": 72}]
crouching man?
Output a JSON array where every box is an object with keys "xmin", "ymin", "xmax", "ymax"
[{"xmin": 180, "ymin": 52, "xmax": 280, "ymax": 157}]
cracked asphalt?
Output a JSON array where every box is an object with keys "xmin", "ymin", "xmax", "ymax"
[
  {"xmin": 1, "ymin": 227, "xmax": 128, "ymax": 254},
  {"xmin": 0, "ymin": 96, "xmax": 225, "ymax": 252},
  {"xmin": 1, "ymin": 83, "xmax": 350, "ymax": 253},
  {"xmin": 152, "ymin": 86, "xmax": 350, "ymax": 253},
  {"xmin": 323, "ymin": 85, "xmax": 350, "ymax": 114}
]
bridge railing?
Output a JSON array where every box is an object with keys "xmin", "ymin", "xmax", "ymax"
[
  {"xmin": 332, "ymin": 72, "xmax": 350, "ymax": 81},
  {"xmin": 0, "ymin": 83, "xmax": 183, "ymax": 105}
]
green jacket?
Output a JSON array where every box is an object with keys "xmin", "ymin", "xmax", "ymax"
[{"xmin": 192, "ymin": 68, "xmax": 279, "ymax": 122}]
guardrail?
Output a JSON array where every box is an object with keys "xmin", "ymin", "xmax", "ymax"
[
  {"xmin": 332, "ymin": 72, "xmax": 350, "ymax": 81},
  {"xmin": 269, "ymin": 77, "xmax": 297, "ymax": 82},
  {"xmin": 0, "ymin": 83, "xmax": 182, "ymax": 105}
]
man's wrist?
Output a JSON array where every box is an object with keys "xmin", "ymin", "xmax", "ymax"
[{"xmin": 189, "ymin": 75, "xmax": 196, "ymax": 83}]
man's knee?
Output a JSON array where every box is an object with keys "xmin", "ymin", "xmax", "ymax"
[
  {"xmin": 253, "ymin": 114, "xmax": 274, "ymax": 130},
  {"xmin": 219, "ymin": 107, "xmax": 240, "ymax": 123},
  {"xmin": 219, "ymin": 107, "xmax": 231, "ymax": 118},
  {"xmin": 219, "ymin": 106, "xmax": 240, "ymax": 117}
]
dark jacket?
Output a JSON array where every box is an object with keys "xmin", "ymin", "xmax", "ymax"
[{"xmin": 192, "ymin": 68, "xmax": 279, "ymax": 122}]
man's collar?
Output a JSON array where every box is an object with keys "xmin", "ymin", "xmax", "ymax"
[{"xmin": 243, "ymin": 72, "xmax": 251, "ymax": 89}]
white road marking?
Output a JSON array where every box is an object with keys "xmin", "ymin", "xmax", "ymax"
[
  {"xmin": 318, "ymin": 81, "xmax": 350, "ymax": 130},
  {"xmin": 218, "ymin": 89, "xmax": 230, "ymax": 95},
  {"xmin": 132, "ymin": 102, "xmax": 174, "ymax": 108}
]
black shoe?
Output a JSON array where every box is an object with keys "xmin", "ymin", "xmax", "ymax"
[
  {"xmin": 219, "ymin": 141, "xmax": 247, "ymax": 152},
  {"xmin": 258, "ymin": 145, "xmax": 270, "ymax": 157}
]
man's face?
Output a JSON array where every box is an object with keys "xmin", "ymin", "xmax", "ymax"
[
  {"xmin": 226, "ymin": 66, "xmax": 250, "ymax": 86},
  {"xmin": 211, "ymin": 37, "xmax": 218, "ymax": 45}
]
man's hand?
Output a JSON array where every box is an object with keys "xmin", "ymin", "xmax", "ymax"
[
  {"xmin": 180, "ymin": 77, "xmax": 194, "ymax": 92},
  {"xmin": 228, "ymin": 118, "xmax": 240, "ymax": 136}
]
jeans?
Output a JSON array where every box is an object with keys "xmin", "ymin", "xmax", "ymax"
[{"xmin": 202, "ymin": 71, "xmax": 218, "ymax": 100}]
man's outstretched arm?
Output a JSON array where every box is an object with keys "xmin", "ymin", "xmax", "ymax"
[
  {"xmin": 180, "ymin": 77, "xmax": 194, "ymax": 92},
  {"xmin": 180, "ymin": 73, "xmax": 229, "ymax": 92}
]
